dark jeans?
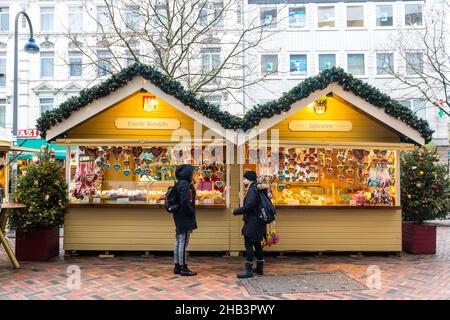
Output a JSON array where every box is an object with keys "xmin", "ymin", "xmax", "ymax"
[{"xmin": 244, "ymin": 236, "xmax": 263, "ymax": 263}]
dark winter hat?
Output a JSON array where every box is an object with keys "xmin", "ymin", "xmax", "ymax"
[{"xmin": 243, "ymin": 170, "xmax": 257, "ymax": 181}]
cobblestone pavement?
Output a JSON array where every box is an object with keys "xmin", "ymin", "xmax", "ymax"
[{"xmin": 0, "ymin": 227, "xmax": 449, "ymax": 300}]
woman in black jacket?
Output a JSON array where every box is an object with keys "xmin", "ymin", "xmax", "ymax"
[
  {"xmin": 172, "ymin": 164, "xmax": 197, "ymax": 276},
  {"xmin": 233, "ymin": 171, "xmax": 268, "ymax": 278}
]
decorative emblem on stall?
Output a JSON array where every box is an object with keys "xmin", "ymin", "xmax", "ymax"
[
  {"xmin": 143, "ymin": 95, "xmax": 157, "ymax": 112},
  {"xmin": 313, "ymin": 97, "xmax": 328, "ymax": 115}
]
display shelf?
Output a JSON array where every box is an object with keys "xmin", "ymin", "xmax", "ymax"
[
  {"xmin": 275, "ymin": 205, "xmax": 402, "ymax": 210},
  {"xmin": 68, "ymin": 202, "xmax": 226, "ymax": 209}
]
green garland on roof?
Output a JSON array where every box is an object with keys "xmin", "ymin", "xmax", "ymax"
[{"xmin": 36, "ymin": 65, "xmax": 433, "ymax": 143}]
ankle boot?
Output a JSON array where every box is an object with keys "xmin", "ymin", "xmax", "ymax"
[
  {"xmin": 254, "ymin": 260, "xmax": 264, "ymax": 276},
  {"xmin": 180, "ymin": 265, "xmax": 197, "ymax": 276},
  {"xmin": 174, "ymin": 263, "xmax": 181, "ymax": 274},
  {"xmin": 237, "ymin": 261, "xmax": 254, "ymax": 279}
]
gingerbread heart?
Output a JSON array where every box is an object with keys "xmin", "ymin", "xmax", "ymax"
[
  {"xmin": 133, "ymin": 157, "xmax": 141, "ymax": 165},
  {"xmin": 215, "ymin": 181, "xmax": 224, "ymax": 189},
  {"xmin": 123, "ymin": 160, "xmax": 130, "ymax": 167},
  {"xmin": 326, "ymin": 167, "xmax": 334, "ymax": 175},
  {"xmin": 123, "ymin": 169, "xmax": 131, "ymax": 177},
  {"xmin": 132, "ymin": 146, "xmax": 143, "ymax": 158},
  {"xmin": 277, "ymin": 184, "xmax": 286, "ymax": 192},
  {"xmin": 84, "ymin": 173, "xmax": 97, "ymax": 183},
  {"xmin": 134, "ymin": 168, "xmax": 142, "ymax": 175},
  {"xmin": 150, "ymin": 146, "xmax": 163, "ymax": 158},
  {"xmin": 215, "ymin": 171, "xmax": 224, "ymax": 179},
  {"xmin": 102, "ymin": 162, "xmax": 110, "ymax": 170},
  {"xmin": 112, "ymin": 146, "xmax": 123, "ymax": 159},
  {"xmin": 113, "ymin": 164, "xmax": 121, "ymax": 171}
]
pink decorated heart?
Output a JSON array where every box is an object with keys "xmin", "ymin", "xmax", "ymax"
[{"xmin": 150, "ymin": 146, "xmax": 163, "ymax": 158}]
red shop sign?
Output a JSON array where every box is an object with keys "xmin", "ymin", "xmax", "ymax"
[{"xmin": 17, "ymin": 129, "xmax": 41, "ymax": 138}]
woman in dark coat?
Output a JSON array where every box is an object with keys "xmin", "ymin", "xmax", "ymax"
[
  {"xmin": 172, "ymin": 164, "xmax": 197, "ymax": 276},
  {"xmin": 233, "ymin": 171, "xmax": 268, "ymax": 278}
]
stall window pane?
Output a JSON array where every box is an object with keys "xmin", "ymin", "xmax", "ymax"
[
  {"xmin": 289, "ymin": 7, "xmax": 306, "ymax": 28},
  {"xmin": 0, "ymin": 52, "xmax": 6, "ymax": 87},
  {"xmin": 347, "ymin": 54, "xmax": 365, "ymax": 75},
  {"xmin": 376, "ymin": 5, "xmax": 393, "ymax": 27},
  {"xmin": 69, "ymin": 52, "xmax": 82, "ymax": 77},
  {"xmin": 0, "ymin": 7, "xmax": 9, "ymax": 31},
  {"xmin": 40, "ymin": 52, "xmax": 54, "ymax": 77},
  {"xmin": 40, "ymin": 97, "xmax": 54, "ymax": 114},
  {"xmin": 41, "ymin": 7, "xmax": 54, "ymax": 31},
  {"xmin": 406, "ymin": 52, "xmax": 423, "ymax": 75},
  {"xmin": 318, "ymin": 6, "xmax": 335, "ymax": 28},
  {"xmin": 377, "ymin": 52, "xmax": 394, "ymax": 75},
  {"xmin": 260, "ymin": 8, "xmax": 277, "ymax": 28},
  {"xmin": 319, "ymin": 54, "xmax": 336, "ymax": 71},
  {"xmin": 347, "ymin": 6, "xmax": 364, "ymax": 28},
  {"xmin": 290, "ymin": 54, "xmax": 307, "ymax": 76},
  {"xmin": 0, "ymin": 99, "xmax": 5, "ymax": 128},
  {"xmin": 405, "ymin": 4, "xmax": 422, "ymax": 26},
  {"xmin": 69, "ymin": 6, "xmax": 83, "ymax": 32},
  {"xmin": 261, "ymin": 54, "xmax": 278, "ymax": 74}
]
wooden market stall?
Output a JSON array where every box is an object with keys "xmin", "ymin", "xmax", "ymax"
[{"xmin": 38, "ymin": 65, "xmax": 432, "ymax": 254}]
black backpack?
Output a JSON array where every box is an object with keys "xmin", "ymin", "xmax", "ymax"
[
  {"xmin": 257, "ymin": 190, "xmax": 276, "ymax": 224},
  {"xmin": 165, "ymin": 182, "xmax": 180, "ymax": 214}
]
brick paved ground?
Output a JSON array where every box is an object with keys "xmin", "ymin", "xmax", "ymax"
[{"xmin": 0, "ymin": 227, "xmax": 449, "ymax": 300}]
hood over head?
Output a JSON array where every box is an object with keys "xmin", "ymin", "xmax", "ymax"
[{"xmin": 175, "ymin": 164, "xmax": 195, "ymax": 182}]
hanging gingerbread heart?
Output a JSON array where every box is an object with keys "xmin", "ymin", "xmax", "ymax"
[
  {"xmin": 215, "ymin": 171, "xmax": 224, "ymax": 179},
  {"xmin": 123, "ymin": 160, "xmax": 130, "ymax": 167},
  {"xmin": 214, "ymin": 181, "xmax": 224, "ymax": 189},
  {"xmin": 112, "ymin": 146, "xmax": 123, "ymax": 159},
  {"xmin": 134, "ymin": 168, "xmax": 142, "ymax": 175},
  {"xmin": 133, "ymin": 157, "xmax": 141, "ymax": 165},
  {"xmin": 113, "ymin": 164, "xmax": 121, "ymax": 171},
  {"xmin": 326, "ymin": 167, "xmax": 334, "ymax": 175},
  {"xmin": 277, "ymin": 184, "xmax": 286, "ymax": 192},
  {"xmin": 132, "ymin": 146, "xmax": 143, "ymax": 158},
  {"xmin": 123, "ymin": 169, "xmax": 131, "ymax": 177},
  {"xmin": 95, "ymin": 158, "xmax": 104, "ymax": 168}
]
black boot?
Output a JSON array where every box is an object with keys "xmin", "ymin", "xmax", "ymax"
[
  {"xmin": 237, "ymin": 261, "xmax": 254, "ymax": 279},
  {"xmin": 174, "ymin": 263, "xmax": 181, "ymax": 274},
  {"xmin": 254, "ymin": 260, "xmax": 264, "ymax": 276},
  {"xmin": 180, "ymin": 265, "xmax": 197, "ymax": 276}
]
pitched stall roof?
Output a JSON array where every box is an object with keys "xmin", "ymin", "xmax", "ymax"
[{"xmin": 36, "ymin": 64, "xmax": 433, "ymax": 145}]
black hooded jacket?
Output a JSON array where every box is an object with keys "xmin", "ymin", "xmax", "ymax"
[
  {"xmin": 233, "ymin": 182, "xmax": 268, "ymax": 242},
  {"xmin": 173, "ymin": 164, "xmax": 197, "ymax": 234}
]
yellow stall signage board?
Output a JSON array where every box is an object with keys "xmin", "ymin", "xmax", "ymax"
[
  {"xmin": 289, "ymin": 120, "xmax": 353, "ymax": 132},
  {"xmin": 115, "ymin": 118, "xmax": 181, "ymax": 130}
]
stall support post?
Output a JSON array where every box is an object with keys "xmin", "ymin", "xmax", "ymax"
[
  {"xmin": 395, "ymin": 150, "xmax": 401, "ymax": 206},
  {"xmin": 65, "ymin": 146, "xmax": 71, "ymax": 195}
]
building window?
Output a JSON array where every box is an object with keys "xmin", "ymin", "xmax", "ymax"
[
  {"xmin": 201, "ymin": 48, "xmax": 221, "ymax": 75},
  {"xmin": 347, "ymin": 54, "xmax": 365, "ymax": 76},
  {"xmin": 0, "ymin": 7, "xmax": 9, "ymax": 32},
  {"xmin": 260, "ymin": 8, "xmax": 277, "ymax": 28},
  {"xmin": 318, "ymin": 54, "xmax": 336, "ymax": 72},
  {"xmin": 347, "ymin": 6, "xmax": 364, "ymax": 28},
  {"xmin": 289, "ymin": 7, "xmax": 306, "ymax": 28},
  {"xmin": 205, "ymin": 95, "xmax": 222, "ymax": 106},
  {"xmin": 0, "ymin": 99, "xmax": 5, "ymax": 128},
  {"xmin": 97, "ymin": 6, "xmax": 112, "ymax": 32},
  {"xmin": 318, "ymin": 6, "xmax": 335, "ymax": 28},
  {"xmin": 41, "ymin": 7, "xmax": 54, "ymax": 31},
  {"xmin": 39, "ymin": 97, "xmax": 54, "ymax": 114},
  {"xmin": 400, "ymin": 100, "xmax": 426, "ymax": 119},
  {"xmin": 376, "ymin": 5, "xmax": 393, "ymax": 27},
  {"xmin": 199, "ymin": 5, "xmax": 208, "ymax": 26},
  {"xmin": 198, "ymin": 2, "xmax": 224, "ymax": 27},
  {"xmin": 405, "ymin": 4, "xmax": 423, "ymax": 26},
  {"xmin": 290, "ymin": 54, "xmax": 307, "ymax": 76},
  {"xmin": 0, "ymin": 52, "xmax": 5, "ymax": 87},
  {"xmin": 69, "ymin": 51, "xmax": 82, "ymax": 77},
  {"xmin": 406, "ymin": 52, "xmax": 423, "ymax": 75},
  {"xmin": 68, "ymin": 6, "xmax": 83, "ymax": 33},
  {"xmin": 97, "ymin": 50, "xmax": 112, "ymax": 76},
  {"xmin": 40, "ymin": 52, "xmax": 54, "ymax": 77},
  {"xmin": 376, "ymin": 52, "xmax": 394, "ymax": 75},
  {"xmin": 153, "ymin": 5, "xmax": 167, "ymax": 29},
  {"xmin": 125, "ymin": 6, "xmax": 140, "ymax": 29},
  {"xmin": 261, "ymin": 54, "xmax": 278, "ymax": 75}
]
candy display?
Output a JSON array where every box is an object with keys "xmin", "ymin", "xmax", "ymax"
[
  {"xmin": 70, "ymin": 145, "xmax": 226, "ymax": 205},
  {"xmin": 247, "ymin": 147, "xmax": 397, "ymax": 207}
]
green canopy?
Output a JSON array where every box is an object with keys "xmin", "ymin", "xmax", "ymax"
[{"xmin": 11, "ymin": 139, "xmax": 67, "ymax": 160}]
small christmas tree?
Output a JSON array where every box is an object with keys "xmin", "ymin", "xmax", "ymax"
[
  {"xmin": 401, "ymin": 145, "xmax": 450, "ymax": 224},
  {"xmin": 10, "ymin": 146, "xmax": 68, "ymax": 231}
]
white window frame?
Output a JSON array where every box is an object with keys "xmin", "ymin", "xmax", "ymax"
[
  {"xmin": 261, "ymin": 53, "xmax": 279, "ymax": 76},
  {"xmin": 318, "ymin": 53, "xmax": 337, "ymax": 72},
  {"xmin": 40, "ymin": 6, "xmax": 54, "ymax": 32},
  {"xmin": 0, "ymin": 98, "xmax": 6, "ymax": 128},
  {"xmin": 405, "ymin": 51, "xmax": 424, "ymax": 76},
  {"xmin": 260, "ymin": 7, "xmax": 278, "ymax": 29},
  {"xmin": 97, "ymin": 50, "xmax": 112, "ymax": 77},
  {"xmin": 375, "ymin": 3, "xmax": 394, "ymax": 28},
  {"xmin": 346, "ymin": 5, "xmax": 365, "ymax": 29},
  {"xmin": 201, "ymin": 48, "xmax": 221, "ymax": 82},
  {"xmin": 317, "ymin": 5, "xmax": 336, "ymax": 29},
  {"xmin": 0, "ymin": 7, "xmax": 9, "ymax": 32},
  {"xmin": 289, "ymin": 53, "xmax": 308, "ymax": 77},
  {"xmin": 375, "ymin": 52, "xmax": 395, "ymax": 77},
  {"xmin": 288, "ymin": 6, "xmax": 307, "ymax": 29},
  {"xmin": 346, "ymin": 52, "xmax": 366, "ymax": 77},
  {"xmin": 400, "ymin": 99, "xmax": 427, "ymax": 119},
  {"xmin": 40, "ymin": 51, "xmax": 54, "ymax": 78},
  {"xmin": 69, "ymin": 51, "xmax": 82, "ymax": 78},
  {"xmin": 0, "ymin": 51, "xmax": 6, "ymax": 87},
  {"xmin": 404, "ymin": 2, "xmax": 423, "ymax": 27},
  {"xmin": 39, "ymin": 95, "xmax": 54, "ymax": 114},
  {"xmin": 97, "ymin": 6, "xmax": 112, "ymax": 32},
  {"xmin": 68, "ymin": 5, "xmax": 83, "ymax": 33}
]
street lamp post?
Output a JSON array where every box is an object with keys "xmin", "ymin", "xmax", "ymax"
[{"xmin": 11, "ymin": 11, "xmax": 40, "ymax": 199}]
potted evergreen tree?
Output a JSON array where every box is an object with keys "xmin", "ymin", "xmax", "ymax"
[
  {"xmin": 401, "ymin": 145, "xmax": 450, "ymax": 254},
  {"xmin": 9, "ymin": 146, "xmax": 68, "ymax": 261}
]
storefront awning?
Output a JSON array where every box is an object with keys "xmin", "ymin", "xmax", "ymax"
[{"xmin": 11, "ymin": 139, "xmax": 68, "ymax": 160}]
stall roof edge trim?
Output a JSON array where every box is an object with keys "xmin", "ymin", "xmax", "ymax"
[{"xmin": 36, "ymin": 64, "xmax": 432, "ymax": 145}]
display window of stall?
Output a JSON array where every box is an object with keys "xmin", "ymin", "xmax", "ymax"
[
  {"xmin": 69, "ymin": 145, "xmax": 227, "ymax": 206},
  {"xmin": 243, "ymin": 146, "xmax": 397, "ymax": 207}
]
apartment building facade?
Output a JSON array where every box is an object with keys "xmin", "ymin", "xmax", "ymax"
[{"xmin": 0, "ymin": 0, "xmax": 448, "ymax": 161}]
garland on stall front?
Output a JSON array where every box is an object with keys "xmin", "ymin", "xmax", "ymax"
[{"xmin": 36, "ymin": 64, "xmax": 433, "ymax": 143}]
